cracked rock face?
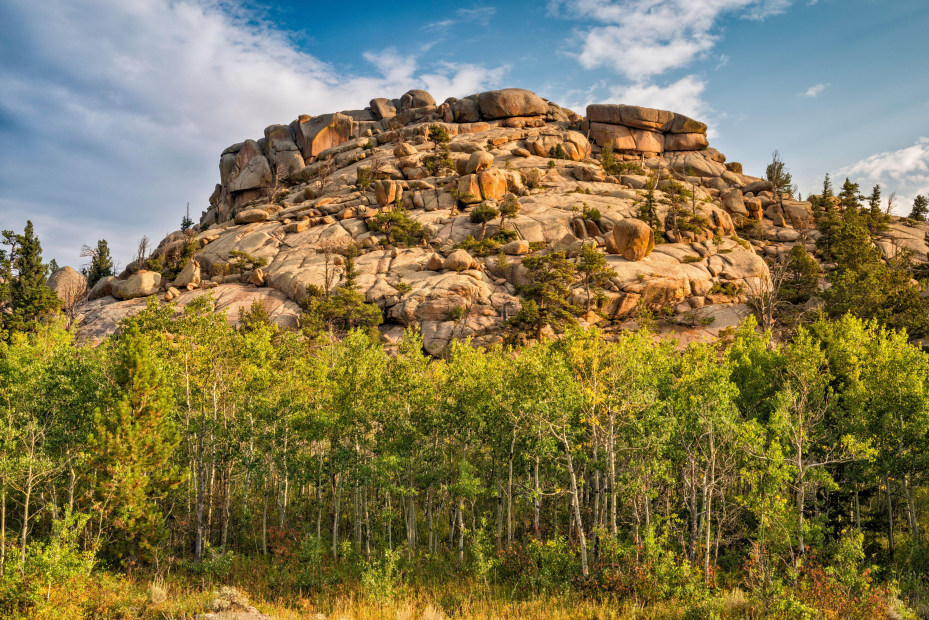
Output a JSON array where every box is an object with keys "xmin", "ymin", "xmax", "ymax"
[{"xmin": 75, "ymin": 88, "xmax": 831, "ymax": 353}]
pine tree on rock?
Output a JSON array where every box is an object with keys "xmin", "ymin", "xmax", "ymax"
[
  {"xmin": 510, "ymin": 251, "xmax": 580, "ymax": 338},
  {"xmin": 909, "ymin": 195, "xmax": 928, "ymax": 221},
  {"xmin": 81, "ymin": 239, "xmax": 115, "ymax": 288}
]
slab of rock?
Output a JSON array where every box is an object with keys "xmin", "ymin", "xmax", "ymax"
[
  {"xmin": 606, "ymin": 219, "xmax": 655, "ymax": 261},
  {"xmin": 370, "ymin": 98, "xmax": 397, "ymax": 120},
  {"xmin": 477, "ymin": 89, "xmax": 549, "ymax": 119}
]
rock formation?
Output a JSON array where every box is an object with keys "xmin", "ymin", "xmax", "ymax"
[{"xmin": 73, "ymin": 87, "xmax": 827, "ymax": 353}]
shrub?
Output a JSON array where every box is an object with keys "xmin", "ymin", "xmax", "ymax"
[
  {"xmin": 367, "ymin": 206, "xmax": 425, "ymax": 246},
  {"xmin": 228, "ymin": 250, "xmax": 268, "ymax": 272}
]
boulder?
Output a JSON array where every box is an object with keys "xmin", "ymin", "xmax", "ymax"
[
  {"xmin": 370, "ymin": 98, "xmax": 397, "ymax": 120},
  {"xmin": 48, "ymin": 266, "xmax": 87, "ymax": 305},
  {"xmin": 478, "ymin": 169, "xmax": 507, "ymax": 201},
  {"xmin": 665, "ymin": 133, "xmax": 709, "ymax": 151},
  {"xmin": 587, "ymin": 104, "xmax": 673, "ymax": 131},
  {"xmin": 88, "ymin": 275, "xmax": 118, "ymax": 301},
  {"xmin": 742, "ymin": 179, "xmax": 774, "ymax": 195},
  {"xmin": 114, "ymin": 270, "xmax": 162, "ymax": 300},
  {"xmin": 235, "ymin": 208, "xmax": 270, "ymax": 224},
  {"xmin": 227, "ymin": 140, "xmax": 272, "ymax": 192},
  {"xmin": 457, "ymin": 175, "xmax": 482, "ymax": 204},
  {"xmin": 174, "ymin": 259, "xmax": 201, "ymax": 288},
  {"xmin": 466, "ymin": 151, "xmax": 494, "ymax": 174},
  {"xmin": 444, "ymin": 249, "xmax": 475, "ymax": 272},
  {"xmin": 721, "ymin": 189, "xmax": 749, "ymax": 218},
  {"xmin": 399, "ymin": 89, "xmax": 435, "ymax": 109},
  {"xmin": 588, "ymin": 122, "xmax": 636, "ymax": 149},
  {"xmin": 451, "ymin": 98, "xmax": 480, "ymax": 123},
  {"xmin": 606, "ymin": 219, "xmax": 655, "ymax": 261},
  {"xmin": 477, "ymin": 89, "xmax": 549, "ymax": 119},
  {"xmin": 374, "ymin": 180, "xmax": 403, "ymax": 206},
  {"xmin": 291, "ymin": 113, "xmax": 353, "ymax": 160}
]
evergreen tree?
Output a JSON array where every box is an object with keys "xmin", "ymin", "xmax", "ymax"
[
  {"xmin": 0, "ymin": 221, "xmax": 60, "ymax": 339},
  {"xmin": 180, "ymin": 203, "xmax": 193, "ymax": 233},
  {"xmin": 81, "ymin": 239, "xmax": 115, "ymax": 288},
  {"xmin": 909, "ymin": 194, "xmax": 928, "ymax": 221},
  {"xmin": 510, "ymin": 251, "xmax": 580, "ymax": 338},
  {"xmin": 822, "ymin": 173, "xmax": 834, "ymax": 198},
  {"xmin": 837, "ymin": 178, "xmax": 862, "ymax": 211},
  {"xmin": 87, "ymin": 323, "xmax": 181, "ymax": 564},
  {"xmin": 576, "ymin": 244, "xmax": 616, "ymax": 312},
  {"xmin": 469, "ymin": 202, "xmax": 499, "ymax": 241},
  {"xmin": 300, "ymin": 246, "xmax": 382, "ymax": 338},
  {"xmin": 766, "ymin": 151, "xmax": 794, "ymax": 199}
]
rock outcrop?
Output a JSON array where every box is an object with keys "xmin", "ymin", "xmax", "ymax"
[{"xmin": 72, "ymin": 87, "xmax": 825, "ymax": 353}]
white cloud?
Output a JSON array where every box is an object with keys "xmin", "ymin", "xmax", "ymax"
[
  {"xmin": 0, "ymin": 0, "xmax": 507, "ymax": 266},
  {"xmin": 800, "ymin": 83, "xmax": 828, "ymax": 97},
  {"xmin": 425, "ymin": 6, "xmax": 497, "ymax": 31},
  {"xmin": 835, "ymin": 138, "xmax": 929, "ymax": 213},
  {"xmin": 605, "ymin": 75, "xmax": 710, "ymax": 121},
  {"xmin": 552, "ymin": 0, "xmax": 795, "ymax": 80}
]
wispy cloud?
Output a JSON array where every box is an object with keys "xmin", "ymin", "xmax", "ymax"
[
  {"xmin": 800, "ymin": 83, "xmax": 828, "ymax": 97},
  {"xmin": 425, "ymin": 6, "xmax": 497, "ymax": 31},
  {"xmin": 0, "ymin": 0, "xmax": 507, "ymax": 265},
  {"xmin": 552, "ymin": 0, "xmax": 796, "ymax": 81},
  {"xmin": 836, "ymin": 138, "xmax": 929, "ymax": 212}
]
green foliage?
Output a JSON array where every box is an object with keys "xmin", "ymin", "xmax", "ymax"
[
  {"xmin": 368, "ymin": 206, "xmax": 425, "ymax": 246},
  {"xmin": 547, "ymin": 143, "xmax": 567, "ymax": 160},
  {"xmin": 428, "ymin": 124, "xmax": 451, "ymax": 145},
  {"xmin": 581, "ymin": 204, "xmax": 601, "ymax": 223},
  {"xmin": 576, "ymin": 244, "xmax": 616, "ymax": 313},
  {"xmin": 468, "ymin": 202, "xmax": 499, "ymax": 240},
  {"xmin": 228, "ymin": 250, "xmax": 268, "ymax": 272},
  {"xmin": 781, "ymin": 244, "xmax": 821, "ymax": 304},
  {"xmin": 361, "ymin": 548, "xmax": 405, "ymax": 604},
  {"xmin": 766, "ymin": 150, "xmax": 793, "ymax": 198},
  {"xmin": 0, "ymin": 221, "xmax": 61, "ymax": 340},
  {"xmin": 636, "ymin": 172, "xmax": 662, "ymax": 232},
  {"xmin": 82, "ymin": 239, "xmax": 115, "ymax": 288},
  {"xmin": 300, "ymin": 247, "xmax": 382, "ymax": 338},
  {"xmin": 909, "ymin": 194, "xmax": 928, "ymax": 221},
  {"xmin": 510, "ymin": 251, "xmax": 580, "ymax": 338},
  {"xmin": 88, "ymin": 323, "xmax": 182, "ymax": 564}
]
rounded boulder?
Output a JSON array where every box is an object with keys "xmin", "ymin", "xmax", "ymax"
[
  {"xmin": 477, "ymin": 89, "xmax": 548, "ymax": 120},
  {"xmin": 607, "ymin": 218, "xmax": 655, "ymax": 261}
]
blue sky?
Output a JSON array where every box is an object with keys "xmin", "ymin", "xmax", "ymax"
[{"xmin": 2, "ymin": 0, "xmax": 928, "ymax": 268}]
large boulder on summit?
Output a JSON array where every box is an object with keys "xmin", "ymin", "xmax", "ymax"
[
  {"xmin": 48, "ymin": 266, "xmax": 86, "ymax": 306},
  {"xmin": 606, "ymin": 219, "xmax": 655, "ymax": 261},
  {"xmin": 291, "ymin": 113, "xmax": 353, "ymax": 160},
  {"xmin": 400, "ymin": 90, "xmax": 435, "ymax": 110},
  {"xmin": 369, "ymin": 98, "xmax": 397, "ymax": 120},
  {"xmin": 477, "ymin": 89, "xmax": 548, "ymax": 119},
  {"xmin": 588, "ymin": 104, "xmax": 674, "ymax": 131},
  {"xmin": 114, "ymin": 270, "xmax": 162, "ymax": 301}
]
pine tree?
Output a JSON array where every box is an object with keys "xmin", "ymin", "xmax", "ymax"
[
  {"xmin": 510, "ymin": 251, "xmax": 580, "ymax": 338},
  {"xmin": 822, "ymin": 173, "xmax": 834, "ymax": 198},
  {"xmin": 180, "ymin": 202, "xmax": 194, "ymax": 233},
  {"xmin": 909, "ymin": 195, "xmax": 928, "ymax": 221},
  {"xmin": 576, "ymin": 244, "xmax": 617, "ymax": 312},
  {"xmin": 81, "ymin": 239, "xmax": 115, "ymax": 288},
  {"xmin": 766, "ymin": 151, "xmax": 794, "ymax": 199},
  {"xmin": 88, "ymin": 323, "xmax": 181, "ymax": 564},
  {"xmin": 838, "ymin": 178, "xmax": 862, "ymax": 211},
  {"xmin": 0, "ymin": 221, "xmax": 60, "ymax": 339}
]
